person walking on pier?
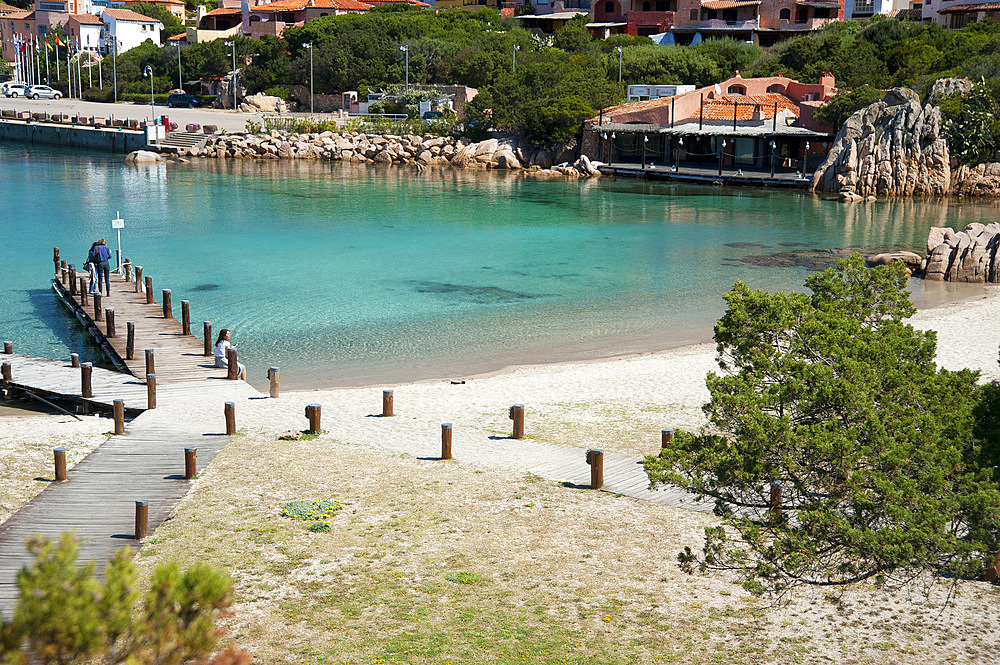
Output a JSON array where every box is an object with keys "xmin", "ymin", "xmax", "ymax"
[
  {"xmin": 214, "ymin": 329, "xmax": 247, "ymax": 381},
  {"xmin": 84, "ymin": 242, "xmax": 99, "ymax": 294},
  {"xmin": 93, "ymin": 239, "xmax": 112, "ymax": 297}
]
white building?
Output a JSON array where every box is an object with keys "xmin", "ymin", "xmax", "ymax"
[
  {"xmin": 844, "ymin": 0, "xmax": 915, "ymax": 19},
  {"xmin": 100, "ymin": 7, "xmax": 161, "ymax": 52},
  {"xmin": 923, "ymin": 0, "xmax": 1000, "ymax": 26},
  {"xmin": 66, "ymin": 12, "xmax": 103, "ymax": 51}
]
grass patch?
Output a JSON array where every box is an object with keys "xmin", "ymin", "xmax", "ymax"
[
  {"xmin": 281, "ymin": 499, "xmax": 343, "ymax": 521},
  {"xmin": 445, "ymin": 570, "xmax": 488, "ymax": 585}
]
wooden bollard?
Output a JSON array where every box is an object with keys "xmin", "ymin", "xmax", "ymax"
[
  {"xmin": 305, "ymin": 403, "xmax": 321, "ymax": 434},
  {"xmin": 93, "ymin": 294, "xmax": 102, "ymax": 321},
  {"xmin": 79, "ymin": 279, "xmax": 88, "ymax": 306},
  {"xmin": 769, "ymin": 481, "xmax": 783, "ymax": 517},
  {"xmin": 509, "ymin": 404, "xmax": 525, "ymax": 439},
  {"xmin": 382, "ymin": 390, "xmax": 394, "ymax": 417},
  {"xmin": 184, "ymin": 447, "xmax": 197, "ymax": 480},
  {"xmin": 145, "ymin": 349, "xmax": 155, "ymax": 376},
  {"xmin": 146, "ymin": 373, "xmax": 156, "ymax": 409},
  {"xmin": 113, "ymin": 399, "xmax": 125, "ymax": 435},
  {"xmin": 181, "ymin": 300, "xmax": 190, "ymax": 335},
  {"xmin": 268, "ymin": 366, "xmax": 279, "ymax": 398},
  {"xmin": 224, "ymin": 402, "xmax": 236, "ymax": 435},
  {"xmin": 81, "ymin": 363, "xmax": 93, "ymax": 398},
  {"xmin": 226, "ymin": 347, "xmax": 238, "ymax": 380},
  {"xmin": 126, "ymin": 322, "xmax": 135, "ymax": 360},
  {"xmin": 587, "ymin": 449, "xmax": 604, "ymax": 489},
  {"xmin": 105, "ymin": 307, "xmax": 116, "ymax": 338},
  {"xmin": 135, "ymin": 265, "xmax": 143, "ymax": 293},
  {"xmin": 145, "ymin": 276, "xmax": 153, "ymax": 304},
  {"xmin": 203, "ymin": 322, "xmax": 212, "ymax": 356},
  {"xmin": 1, "ymin": 361, "xmax": 11, "ymax": 384},
  {"xmin": 53, "ymin": 247, "xmax": 60, "ymax": 275},
  {"xmin": 162, "ymin": 289, "xmax": 172, "ymax": 319},
  {"xmin": 61, "ymin": 267, "xmax": 68, "ymax": 285},
  {"xmin": 2, "ymin": 341, "xmax": 11, "ymax": 354},
  {"xmin": 68, "ymin": 266, "xmax": 77, "ymax": 294},
  {"xmin": 70, "ymin": 353, "xmax": 80, "ymax": 368},
  {"xmin": 441, "ymin": 423, "xmax": 453, "ymax": 460},
  {"xmin": 61, "ymin": 260, "xmax": 68, "ymax": 275},
  {"xmin": 115, "ymin": 250, "xmax": 120, "ymax": 273},
  {"xmin": 54, "ymin": 448, "xmax": 67, "ymax": 482},
  {"xmin": 134, "ymin": 500, "xmax": 148, "ymax": 540},
  {"xmin": 661, "ymin": 429, "xmax": 674, "ymax": 449}
]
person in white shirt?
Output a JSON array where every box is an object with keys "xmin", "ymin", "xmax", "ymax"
[{"xmin": 214, "ymin": 328, "xmax": 246, "ymax": 380}]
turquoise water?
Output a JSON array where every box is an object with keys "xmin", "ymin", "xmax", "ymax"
[{"xmin": 1, "ymin": 142, "xmax": 996, "ymax": 389}]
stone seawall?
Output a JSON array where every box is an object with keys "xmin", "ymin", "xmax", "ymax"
[{"xmin": 0, "ymin": 119, "xmax": 147, "ymax": 154}]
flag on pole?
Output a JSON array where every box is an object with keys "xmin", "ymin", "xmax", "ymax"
[
  {"xmin": 45, "ymin": 38, "xmax": 52, "ymax": 51},
  {"xmin": 56, "ymin": 35, "xmax": 65, "ymax": 48}
]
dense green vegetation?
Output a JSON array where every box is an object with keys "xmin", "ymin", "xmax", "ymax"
[{"xmin": 644, "ymin": 256, "xmax": 1000, "ymax": 596}]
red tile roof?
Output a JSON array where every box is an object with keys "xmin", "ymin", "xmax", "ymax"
[
  {"xmin": 206, "ymin": 6, "xmax": 244, "ymax": 13},
  {"xmin": 102, "ymin": 8, "xmax": 164, "ymax": 22},
  {"xmin": 252, "ymin": 0, "xmax": 371, "ymax": 10},
  {"xmin": 367, "ymin": 0, "xmax": 431, "ymax": 7},
  {"xmin": 939, "ymin": 1, "xmax": 1000, "ymax": 11},
  {"xmin": 0, "ymin": 2, "xmax": 21, "ymax": 13},
  {"xmin": 5, "ymin": 9, "xmax": 32, "ymax": 19},
  {"xmin": 166, "ymin": 32, "xmax": 187, "ymax": 41},
  {"xmin": 69, "ymin": 13, "xmax": 104, "ymax": 25},
  {"xmin": 701, "ymin": 0, "xmax": 760, "ymax": 8},
  {"xmin": 700, "ymin": 93, "xmax": 799, "ymax": 121}
]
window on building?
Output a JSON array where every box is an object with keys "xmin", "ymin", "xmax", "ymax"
[
  {"xmin": 722, "ymin": 7, "xmax": 737, "ymax": 20},
  {"xmin": 642, "ymin": 0, "xmax": 650, "ymax": 9},
  {"xmin": 728, "ymin": 84, "xmax": 746, "ymax": 94},
  {"xmin": 796, "ymin": 7, "xmax": 808, "ymax": 21},
  {"xmin": 767, "ymin": 83, "xmax": 784, "ymax": 93},
  {"xmin": 814, "ymin": 7, "xmax": 830, "ymax": 17},
  {"xmin": 637, "ymin": 24, "xmax": 660, "ymax": 34},
  {"xmin": 690, "ymin": 7, "xmax": 698, "ymax": 19},
  {"xmin": 604, "ymin": 0, "xmax": 614, "ymax": 12},
  {"xmin": 779, "ymin": 7, "xmax": 790, "ymax": 19},
  {"xmin": 655, "ymin": 0, "xmax": 670, "ymax": 9}
]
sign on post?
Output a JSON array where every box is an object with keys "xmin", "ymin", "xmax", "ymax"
[{"xmin": 112, "ymin": 211, "xmax": 125, "ymax": 275}]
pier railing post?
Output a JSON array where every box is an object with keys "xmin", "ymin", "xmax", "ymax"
[
  {"xmin": 54, "ymin": 448, "xmax": 67, "ymax": 482},
  {"xmin": 81, "ymin": 362, "xmax": 93, "ymax": 399},
  {"xmin": 226, "ymin": 348, "xmax": 238, "ymax": 380},
  {"xmin": 184, "ymin": 447, "xmax": 197, "ymax": 479},
  {"xmin": 126, "ymin": 322, "xmax": 135, "ymax": 360},
  {"xmin": 135, "ymin": 266, "xmax": 143, "ymax": 293},
  {"xmin": 181, "ymin": 300, "xmax": 190, "ymax": 335},
  {"xmin": 3, "ymin": 341, "xmax": 11, "ymax": 354},
  {"xmin": 162, "ymin": 289, "xmax": 172, "ymax": 320},
  {"xmin": 2, "ymin": 362, "xmax": 11, "ymax": 385},
  {"xmin": 586, "ymin": 449, "xmax": 604, "ymax": 489},
  {"xmin": 146, "ymin": 373, "xmax": 156, "ymax": 409},
  {"xmin": 224, "ymin": 402, "xmax": 236, "ymax": 435},
  {"xmin": 509, "ymin": 404, "xmax": 524, "ymax": 439},
  {"xmin": 105, "ymin": 307, "xmax": 116, "ymax": 338},
  {"xmin": 93, "ymin": 294, "xmax": 102, "ymax": 322},
  {"xmin": 382, "ymin": 390, "xmax": 394, "ymax": 417},
  {"xmin": 268, "ymin": 367, "xmax": 279, "ymax": 398},
  {"xmin": 661, "ymin": 429, "xmax": 673, "ymax": 449},
  {"xmin": 69, "ymin": 266, "xmax": 77, "ymax": 294},
  {"xmin": 145, "ymin": 349, "xmax": 155, "ymax": 376},
  {"xmin": 135, "ymin": 500, "xmax": 148, "ymax": 540},
  {"xmin": 70, "ymin": 353, "xmax": 80, "ymax": 368},
  {"xmin": 441, "ymin": 423, "xmax": 453, "ymax": 460},
  {"xmin": 53, "ymin": 247, "xmax": 60, "ymax": 275},
  {"xmin": 145, "ymin": 276, "xmax": 153, "ymax": 304},
  {"xmin": 113, "ymin": 399, "xmax": 125, "ymax": 435},
  {"xmin": 305, "ymin": 404, "xmax": 321, "ymax": 434},
  {"xmin": 79, "ymin": 279, "xmax": 88, "ymax": 306},
  {"xmin": 203, "ymin": 322, "xmax": 212, "ymax": 356}
]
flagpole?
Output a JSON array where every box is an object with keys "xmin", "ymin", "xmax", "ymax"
[
  {"xmin": 45, "ymin": 39, "xmax": 50, "ymax": 85},
  {"xmin": 76, "ymin": 39, "xmax": 82, "ymax": 95},
  {"xmin": 98, "ymin": 51, "xmax": 102, "ymax": 90},
  {"xmin": 55, "ymin": 39, "xmax": 60, "ymax": 81},
  {"xmin": 112, "ymin": 39, "xmax": 117, "ymax": 103}
]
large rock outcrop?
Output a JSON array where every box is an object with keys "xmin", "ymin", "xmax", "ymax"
[
  {"xmin": 923, "ymin": 223, "xmax": 1000, "ymax": 282},
  {"xmin": 237, "ymin": 93, "xmax": 291, "ymax": 114},
  {"xmin": 811, "ymin": 88, "xmax": 950, "ymax": 198}
]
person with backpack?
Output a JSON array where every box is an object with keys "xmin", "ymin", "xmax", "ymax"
[
  {"xmin": 84, "ymin": 242, "xmax": 99, "ymax": 294},
  {"xmin": 93, "ymin": 239, "xmax": 112, "ymax": 296}
]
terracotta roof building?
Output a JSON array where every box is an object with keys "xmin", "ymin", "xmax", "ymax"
[
  {"xmin": 124, "ymin": 0, "xmax": 185, "ymax": 20},
  {"xmin": 248, "ymin": 0, "xmax": 371, "ymax": 37}
]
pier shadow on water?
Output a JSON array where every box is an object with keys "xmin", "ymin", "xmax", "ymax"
[{"xmin": 26, "ymin": 288, "xmax": 110, "ymax": 369}]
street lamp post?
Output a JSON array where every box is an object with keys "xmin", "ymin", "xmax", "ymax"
[
  {"xmin": 112, "ymin": 39, "xmax": 118, "ymax": 104},
  {"xmin": 801, "ymin": 141, "xmax": 810, "ymax": 178},
  {"xmin": 512, "ymin": 44, "xmax": 520, "ymax": 73},
  {"xmin": 718, "ymin": 138, "xmax": 727, "ymax": 177},
  {"xmin": 616, "ymin": 45, "xmax": 623, "ymax": 83},
  {"xmin": 675, "ymin": 137, "xmax": 683, "ymax": 172},
  {"xmin": 143, "ymin": 64, "xmax": 154, "ymax": 124},
  {"xmin": 224, "ymin": 40, "xmax": 237, "ymax": 109},
  {"xmin": 769, "ymin": 140, "xmax": 776, "ymax": 178},
  {"xmin": 399, "ymin": 44, "xmax": 408, "ymax": 93},
  {"xmin": 610, "ymin": 132, "xmax": 615, "ymax": 165},
  {"xmin": 176, "ymin": 41, "xmax": 182, "ymax": 91},
  {"xmin": 642, "ymin": 134, "xmax": 648, "ymax": 170},
  {"xmin": 304, "ymin": 42, "xmax": 313, "ymax": 114}
]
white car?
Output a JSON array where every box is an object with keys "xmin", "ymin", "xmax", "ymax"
[
  {"xmin": 2, "ymin": 82, "xmax": 30, "ymax": 98},
  {"xmin": 26, "ymin": 85, "xmax": 61, "ymax": 100}
]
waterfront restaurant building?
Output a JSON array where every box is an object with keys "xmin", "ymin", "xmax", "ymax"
[{"xmin": 583, "ymin": 72, "xmax": 837, "ymax": 176}]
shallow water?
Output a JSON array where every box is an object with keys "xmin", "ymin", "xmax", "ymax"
[{"xmin": 1, "ymin": 143, "xmax": 995, "ymax": 389}]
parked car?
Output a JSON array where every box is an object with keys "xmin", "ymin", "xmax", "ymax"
[
  {"xmin": 26, "ymin": 85, "xmax": 61, "ymax": 100},
  {"xmin": 167, "ymin": 93, "xmax": 201, "ymax": 108},
  {"xmin": 2, "ymin": 82, "xmax": 30, "ymax": 98}
]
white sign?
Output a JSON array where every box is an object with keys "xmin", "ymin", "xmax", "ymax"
[{"xmin": 112, "ymin": 218, "xmax": 125, "ymax": 229}]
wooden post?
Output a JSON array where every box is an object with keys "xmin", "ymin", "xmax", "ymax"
[
  {"xmin": 268, "ymin": 366, "xmax": 279, "ymax": 398},
  {"xmin": 382, "ymin": 390, "xmax": 394, "ymax": 417},
  {"xmin": 79, "ymin": 278, "xmax": 88, "ymax": 306},
  {"xmin": 113, "ymin": 399, "xmax": 125, "ymax": 435},
  {"xmin": 661, "ymin": 429, "xmax": 673, "ymax": 449},
  {"xmin": 305, "ymin": 403, "xmax": 321, "ymax": 434},
  {"xmin": 93, "ymin": 294, "xmax": 102, "ymax": 322},
  {"xmin": 181, "ymin": 300, "xmax": 190, "ymax": 335},
  {"xmin": 126, "ymin": 322, "xmax": 135, "ymax": 360},
  {"xmin": 53, "ymin": 247, "xmax": 60, "ymax": 275},
  {"xmin": 61, "ymin": 263, "xmax": 68, "ymax": 285},
  {"xmin": 226, "ymin": 347, "xmax": 238, "ymax": 380},
  {"xmin": 224, "ymin": 402, "xmax": 236, "ymax": 435},
  {"xmin": 509, "ymin": 404, "xmax": 524, "ymax": 439},
  {"xmin": 54, "ymin": 448, "xmax": 67, "ymax": 482},
  {"xmin": 162, "ymin": 289, "xmax": 172, "ymax": 319},
  {"xmin": 145, "ymin": 276, "xmax": 153, "ymax": 304},
  {"xmin": 134, "ymin": 500, "xmax": 148, "ymax": 540},
  {"xmin": 1, "ymin": 362, "xmax": 10, "ymax": 385},
  {"xmin": 441, "ymin": 423, "xmax": 452, "ymax": 460},
  {"xmin": 986, "ymin": 552, "xmax": 1000, "ymax": 584},
  {"xmin": 81, "ymin": 363, "xmax": 93, "ymax": 398},
  {"xmin": 587, "ymin": 449, "xmax": 604, "ymax": 489},
  {"xmin": 203, "ymin": 322, "xmax": 212, "ymax": 356},
  {"xmin": 146, "ymin": 373, "xmax": 156, "ymax": 409},
  {"xmin": 769, "ymin": 481, "xmax": 783, "ymax": 517},
  {"xmin": 2, "ymin": 341, "xmax": 11, "ymax": 354},
  {"xmin": 184, "ymin": 447, "xmax": 197, "ymax": 480},
  {"xmin": 70, "ymin": 353, "xmax": 80, "ymax": 368},
  {"xmin": 105, "ymin": 307, "xmax": 116, "ymax": 338},
  {"xmin": 68, "ymin": 266, "xmax": 77, "ymax": 294},
  {"xmin": 135, "ymin": 265, "xmax": 143, "ymax": 293},
  {"xmin": 145, "ymin": 349, "xmax": 155, "ymax": 376}
]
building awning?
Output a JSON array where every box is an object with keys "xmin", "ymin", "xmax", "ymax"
[
  {"xmin": 586, "ymin": 21, "xmax": 628, "ymax": 27},
  {"xmin": 701, "ymin": 0, "xmax": 760, "ymax": 8},
  {"xmin": 939, "ymin": 1, "xmax": 1000, "ymax": 12},
  {"xmin": 594, "ymin": 121, "xmax": 833, "ymax": 140}
]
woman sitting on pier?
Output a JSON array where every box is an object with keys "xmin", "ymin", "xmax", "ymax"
[{"xmin": 214, "ymin": 329, "xmax": 247, "ymax": 381}]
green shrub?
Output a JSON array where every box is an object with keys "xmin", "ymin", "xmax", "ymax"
[
  {"xmin": 308, "ymin": 522, "xmax": 332, "ymax": 533},
  {"xmin": 263, "ymin": 86, "xmax": 292, "ymax": 100},
  {"xmin": 281, "ymin": 499, "xmax": 343, "ymax": 521},
  {"xmin": 445, "ymin": 571, "xmax": 487, "ymax": 585}
]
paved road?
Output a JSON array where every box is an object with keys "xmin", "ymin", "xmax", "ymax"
[{"xmin": 0, "ymin": 96, "xmax": 261, "ymax": 132}]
